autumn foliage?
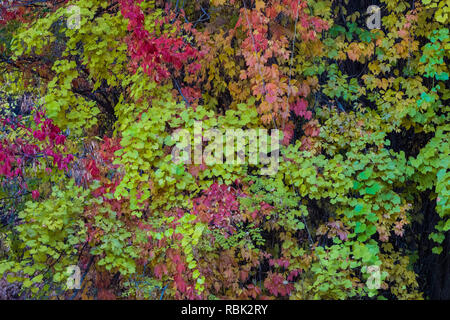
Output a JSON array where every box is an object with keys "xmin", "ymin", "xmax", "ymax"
[{"xmin": 0, "ymin": 0, "xmax": 448, "ymax": 300}]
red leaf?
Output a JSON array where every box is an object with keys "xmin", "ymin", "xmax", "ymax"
[{"xmin": 32, "ymin": 189, "xmax": 39, "ymax": 200}]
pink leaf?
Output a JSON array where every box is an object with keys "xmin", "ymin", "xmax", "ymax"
[{"xmin": 32, "ymin": 190, "xmax": 39, "ymax": 200}]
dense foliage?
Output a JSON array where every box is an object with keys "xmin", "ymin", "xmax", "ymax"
[{"xmin": 0, "ymin": 0, "xmax": 448, "ymax": 300}]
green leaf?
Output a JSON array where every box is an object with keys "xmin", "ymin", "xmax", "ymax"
[
  {"xmin": 366, "ymin": 225, "xmax": 377, "ymax": 236},
  {"xmin": 192, "ymin": 269, "xmax": 200, "ymax": 279},
  {"xmin": 358, "ymin": 168, "xmax": 373, "ymax": 181},
  {"xmin": 32, "ymin": 274, "xmax": 43, "ymax": 283},
  {"xmin": 365, "ymin": 183, "xmax": 381, "ymax": 195},
  {"xmin": 432, "ymin": 246, "xmax": 443, "ymax": 255},
  {"xmin": 355, "ymin": 222, "xmax": 366, "ymax": 234}
]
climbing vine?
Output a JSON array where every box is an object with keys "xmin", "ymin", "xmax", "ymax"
[{"xmin": 0, "ymin": 0, "xmax": 448, "ymax": 300}]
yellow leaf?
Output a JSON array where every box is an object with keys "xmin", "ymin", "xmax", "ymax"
[{"xmin": 256, "ymin": 0, "xmax": 265, "ymax": 11}]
